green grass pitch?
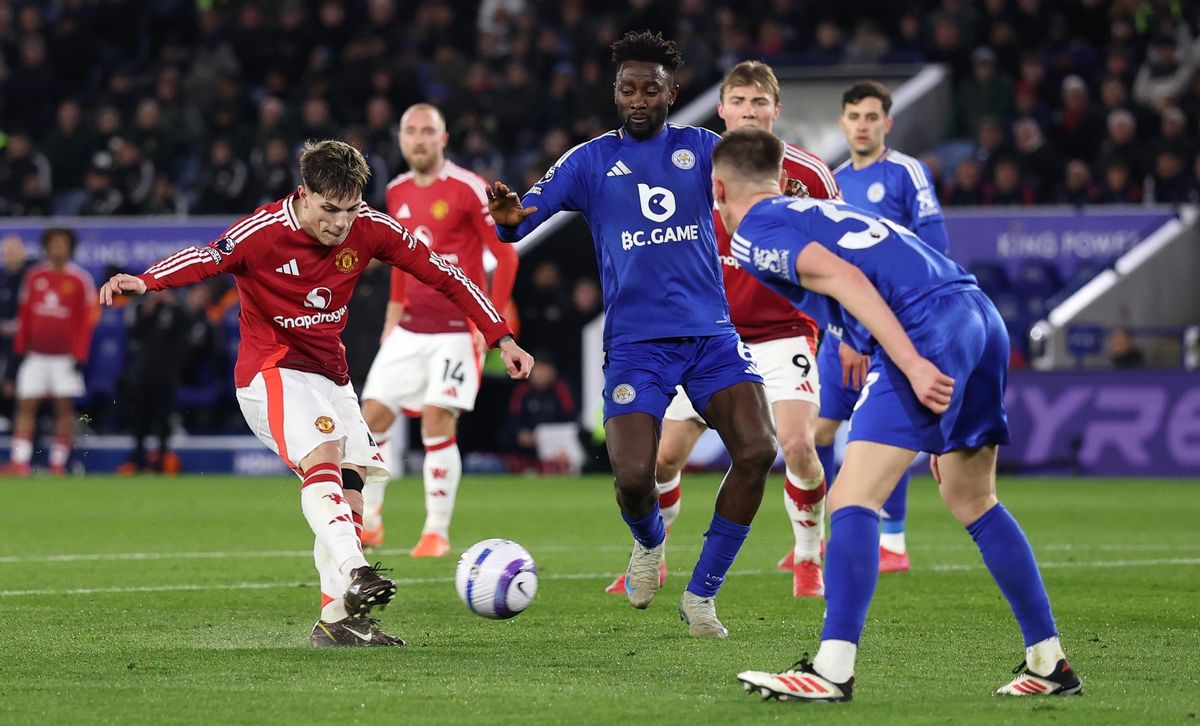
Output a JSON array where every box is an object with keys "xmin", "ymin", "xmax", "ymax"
[{"xmin": 1, "ymin": 474, "xmax": 1197, "ymax": 724}]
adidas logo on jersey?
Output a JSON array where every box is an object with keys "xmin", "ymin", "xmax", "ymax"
[
  {"xmin": 395, "ymin": 203, "xmax": 412, "ymax": 218},
  {"xmin": 275, "ymin": 259, "xmax": 300, "ymax": 276},
  {"xmin": 606, "ymin": 160, "xmax": 632, "ymax": 177}
]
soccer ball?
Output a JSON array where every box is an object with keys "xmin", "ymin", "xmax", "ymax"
[{"xmin": 455, "ymin": 538, "xmax": 538, "ymax": 619}]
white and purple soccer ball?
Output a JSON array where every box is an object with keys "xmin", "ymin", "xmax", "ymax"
[{"xmin": 455, "ymin": 538, "xmax": 538, "ymax": 619}]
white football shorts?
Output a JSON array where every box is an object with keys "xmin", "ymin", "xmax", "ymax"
[
  {"xmin": 663, "ymin": 335, "xmax": 820, "ymax": 424},
  {"xmin": 236, "ymin": 367, "xmax": 388, "ymax": 482},
  {"xmin": 15, "ymin": 353, "xmax": 85, "ymax": 399},
  {"xmin": 361, "ymin": 327, "xmax": 483, "ymax": 416}
]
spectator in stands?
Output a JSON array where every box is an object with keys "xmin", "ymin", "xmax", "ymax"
[
  {"xmin": 973, "ymin": 116, "xmax": 1011, "ymax": 177},
  {"xmin": 42, "ymin": 100, "xmax": 94, "ymax": 212},
  {"xmin": 2, "ymin": 35, "xmax": 59, "ymax": 136},
  {"xmin": 953, "ymin": 47, "xmax": 1015, "ymax": 138},
  {"xmin": 944, "ymin": 157, "xmax": 986, "ymax": 206},
  {"xmin": 517, "ymin": 261, "xmax": 572, "ymax": 363},
  {"xmin": 1096, "ymin": 158, "xmax": 1143, "ymax": 204},
  {"xmin": 1012, "ymin": 117, "xmax": 1064, "ymax": 202},
  {"xmin": 1060, "ymin": 159, "xmax": 1100, "ymax": 205},
  {"xmin": 1052, "ymin": 75, "xmax": 1106, "ymax": 161},
  {"xmin": 1144, "ymin": 149, "xmax": 1194, "ymax": 203},
  {"xmin": 0, "ymin": 134, "xmax": 52, "ymax": 213},
  {"xmin": 1109, "ymin": 326, "xmax": 1145, "ymax": 368},
  {"xmin": 1152, "ymin": 106, "xmax": 1196, "ymax": 161},
  {"xmin": 111, "ymin": 138, "xmax": 155, "ymax": 214},
  {"xmin": 1099, "ymin": 75, "xmax": 1156, "ymax": 140},
  {"xmin": 1100, "ymin": 108, "xmax": 1148, "ymax": 180},
  {"xmin": 193, "ymin": 139, "xmax": 248, "ymax": 214},
  {"xmin": 78, "ymin": 155, "xmax": 125, "ymax": 216},
  {"xmin": 1134, "ymin": 33, "xmax": 1197, "ymax": 111},
  {"xmin": 983, "ymin": 156, "xmax": 1035, "ymax": 206},
  {"xmin": 143, "ymin": 175, "xmax": 187, "ymax": 216},
  {"xmin": 249, "ymin": 137, "xmax": 299, "ymax": 208}
]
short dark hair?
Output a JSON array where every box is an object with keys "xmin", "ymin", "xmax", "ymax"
[
  {"xmin": 712, "ymin": 127, "xmax": 784, "ymax": 183},
  {"xmin": 41, "ymin": 227, "xmax": 77, "ymax": 255},
  {"xmin": 842, "ymin": 80, "xmax": 893, "ymax": 114},
  {"xmin": 611, "ymin": 30, "xmax": 683, "ymax": 72},
  {"xmin": 299, "ymin": 139, "xmax": 370, "ymax": 201}
]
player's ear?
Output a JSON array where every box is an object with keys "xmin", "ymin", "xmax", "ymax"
[
  {"xmin": 885, "ymin": 116, "xmax": 894, "ymax": 133},
  {"xmin": 713, "ymin": 176, "xmax": 726, "ymax": 205},
  {"xmin": 668, "ymin": 84, "xmax": 680, "ymax": 106},
  {"xmin": 779, "ymin": 169, "xmax": 789, "ymax": 193}
]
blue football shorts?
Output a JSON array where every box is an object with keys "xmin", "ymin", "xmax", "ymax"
[
  {"xmin": 846, "ymin": 289, "xmax": 1012, "ymax": 454},
  {"xmin": 602, "ymin": 331, "xmax": 764, "ymax": 423},
  {"xmin": 816, "ymin": 331, "xmax": 861, "ymax": 422}
]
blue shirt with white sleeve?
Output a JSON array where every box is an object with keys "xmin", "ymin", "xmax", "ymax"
[{"xmin": 834, "ymin": 148, "xmax": 950, "ymax": 254}]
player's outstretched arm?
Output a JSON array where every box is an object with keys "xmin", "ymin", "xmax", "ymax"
[
  {"xmin": 795, "ymin": 244, "xmax": 954, "ymax": 413},
  {"xmin": 486, "ymin": 181, "xmax": 538, "ymax": 228},
  {"xmin": 497, "ymin": 335, "xmax": 534, "ymax": 379},
  {"xmin": 99, "ymin": 274, "xmax": 148, "ymax": 306}
]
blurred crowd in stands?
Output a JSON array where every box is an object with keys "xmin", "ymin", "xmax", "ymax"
[{"xmin": 1, "ymin": 0, "xmax": 1198, "ymax": 219}]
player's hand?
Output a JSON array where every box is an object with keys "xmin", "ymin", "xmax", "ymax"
[
  {"xmin": 472, "ymin": 329, "xmax": 487, "ymax": 358},
  {"xmin": 99, "ymin": 274, "xmax": 147, "ymax": 305},
  {"xmin": 903, "ymin": 357, "xmax": 955, "ymax": 414},
  {"xmin": 497, "ymin": 335, "xmax": 534, "ymax": 379},
  {"xmin": 486, "ymin": 181, "xmax": 537, "ymax": 227},
  {"xmin": 838, "ymin": 341, "xmax": 870, "ymax": 390}
]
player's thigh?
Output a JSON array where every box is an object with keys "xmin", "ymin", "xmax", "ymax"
[
  {"xmin": 360, "ymin": 327, "xmax": 435, "ymax": 417},
  {"xmin": 751, "ymin": 336, "xmax": 820, "ymax": 453},
  {"xmin": 657, "ymin": 411, "xmax": 707, "ymax": 472},
  {"xmin": 604, "ymin": 412, "xmax": 660, "ymax": 484},
  {"xmin": 419, "ymin": 332, "xmax": 483, "ymax": 413},
  {"xmin": 46, "ymin": 355, "xmax": 84, "ymax": 399},
  {"xmin": 680, "ymin": 332, "xmax": 769, "ymax": 433},
  {"xmin": 945, "ymin": 292, "xmax": 1012, "ymax": 450},
  {"xmin": 15, "ymin": 354, "xmax": 53, "ymax": 400},
  {"xmin": 235, "ymin": 368, "xmax": 343, "ymax": 473},
  {"xmin": 331, "ymin": 381, "xmax": 391, "ymax": 483},
  {"xmin": 601, "ymin": 341, "xmax": 680, "ymax": 423},
  {"xmin": 829, "ymin": 440, "xmax": 917, "ymax": 513},
  {"xmin": 702, "ymin": 381, "xmax": 776, "ymax": 462},
  {"xmin": 816, "ymin": 337, "xmax": 858, "ymax": 423}
]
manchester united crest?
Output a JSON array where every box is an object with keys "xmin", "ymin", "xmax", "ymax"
[
  {"xmin": 431, "ymin": 199, "xmax": 450, "ymax": 220},
  {"xmin": 314, "ymin": 416, "xmax": 336, "ymax": 434},
  {"xmin": 334, "ymin": 248, "xmax": 359, "ymax": 273}
]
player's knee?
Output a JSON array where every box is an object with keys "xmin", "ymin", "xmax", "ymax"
[
  {"xmin": 612, "ymin": 458, "xmax": 656, "ymax": 494},
  {"xmin": 732, "ymin": 434, "xmax": 777, "ymax": 476},
  {"xmin": 940, "ymin": 486, "xmax": 997, "ymax": 525},
  {"xmin": 778, "ymin": 430, "xmax": 817, "ymax": 469},
  {"xmin": 655, "ymin": 448, "xmax": 686, "ymax": 479}
]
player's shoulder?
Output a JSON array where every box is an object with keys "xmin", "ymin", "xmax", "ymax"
[
  {"xmin": 355, "ymin": 201, "xmax": 418, "ymax": 246},
  {"xmin": 881, "ymin": 149, "xmax": 933, "ymax": 190},
  {"xmin": 386, "ymin": 171, "xmax": 415, "ymax": 191},
  {"xmin": 782, "ymin": 142, "xmax": 838, "ymax": 194},
  {"xmin": 440, "ymin": 161, "xmax": 491, "ymax": 203},
  {"xmin": 668, "ymin": 123, "xmax": 722, "ymax": 147},
  {"xmin": 832, "ymin": 158, "xmax": 853, "ymax": 176},
  {"xmin": 223, "ymin": 196, "xmax": 297, "ymax": 246},
  {"xmin": 555, "ymin": 130, "xmax": 621, "ymax": 168},
  {"xmin": 62, "ymin": 261, "xmax": 95, "ymax": 286}
]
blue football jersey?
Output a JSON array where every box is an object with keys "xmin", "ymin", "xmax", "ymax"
[
  {"xmin": 730, "ymin": 196, "xmax": 976, "ymax": 355},
  {"xmin": 834, "ymin": 148, "xmax": 950, "ymax": 253},
  {"xmin": 496, "ymin": 124, "xmax": 733, "ymax": 349}
]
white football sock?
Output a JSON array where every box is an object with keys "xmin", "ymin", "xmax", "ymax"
[
  {"xmin": 421, "ymin": 435, "xmax": 461, "ymax": 538},
  {"xmin": 813, "ymin": 639, "xmax": 857, "ymax": 683},
  {"xmin": 783, "ymin": 466, "xmax": 825, "ymax": 563},
  {"xmin": 1026, "ymin": 636, "xmax": 1066, "ymax": 677},
  {"xmin": 11, "ymin": 436, "xmax": 32, "ymax": 465},
  {"xmin": 657, "ymin": 472, "xmax": 682, "ymax": 530},
  {"xmin": 299, "ymin": 463, "xmax": 366, "ymax": 577},
  {"xmin": 314, "ymin": 537, "xmax": 350, "ymax": 622},
  {"xmin": 49, "ymin": 437, "xmax": 71, "ymax": 468},
  {"xmin": 362, "ymin": 434, "xmax": 388, "ymax": 531},
  {"xmin": 880, "ymin": 531, "xmax": 907, "ymax": 554}
]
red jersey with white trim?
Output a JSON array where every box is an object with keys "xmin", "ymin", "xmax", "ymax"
[
  {"xmin": 14, "ymin": 262, "xmax": 99, "ymax": 360},
  {"xmin": 137, "ymin": 194, "xmax": 512, "ymax": 387},
  {"xmin": 717, "ymin": 142, "xmax": 840, "ymax": 344},
  {"xmin": 386, "ymin": 161, "xmax": 517, "ymax": 334}
]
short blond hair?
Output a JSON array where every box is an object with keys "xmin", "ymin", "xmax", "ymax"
[{"xmin": 721, "ymin": 61, "xmax": 781, "ymax": 105}]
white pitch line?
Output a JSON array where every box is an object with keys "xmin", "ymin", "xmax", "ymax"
[{"xmin": 0, "ymin": 558, "xmax": 1197, "ymax": 599}]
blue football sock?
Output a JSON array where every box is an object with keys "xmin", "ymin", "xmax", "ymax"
[
  {"xmin": 821, "ymin": 506, "xmax": 880, "ymax": 644},
  {"xmin": 817, "ymin": 443, "xmax": 837, "ymax": 489},
  {"xmin": 686, "ymin": 513, "xmax": 750, "ymax": 598},
  {"xmin": 622, "ymin": 503, "xmax": 666, "ymax": 549},
  {"xmin": 880, "ymin": 471, "xmax": 909, "ymax": 533},
  {"xmin": 967, "ymin": 503, "xmax": 1058, "ymax": 647}
]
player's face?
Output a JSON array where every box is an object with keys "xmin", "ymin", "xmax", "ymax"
[
  {"xmin": 43, "ymin": 234, "xmax": 72, "ymax": 266},
  {"xmin": 839, "ymin": 97, "xmax": 893, "ymax": 157},
  {"xmin": 614, "ymin": 61, "xmax": 678, "ymax": 140},
  {"xmin": 718, "ymin": 85, "xmax": 781, "ymax": 133},
  {"xmin": 298, "ymin": 187, "xmax": 361, "ymax": 247},
  {"xmin": 399, "ymin": 108, "xmax": 448, "ymax": 174}
]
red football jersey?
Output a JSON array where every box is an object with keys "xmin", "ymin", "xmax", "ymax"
[
  {"xmin": 137, "ymin": 194, "xmax": 512, "ymax": 387},
  {"xmin": 717, "ymin": 142, "xmax": 840, "ymax": 344},
  {"xmin": 386, "ymin": 161, "xmax": 517, "ymax": 334},
  {"xmin": 15, "ymin": 262, "xmax": 98, "ymax": 361}
]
